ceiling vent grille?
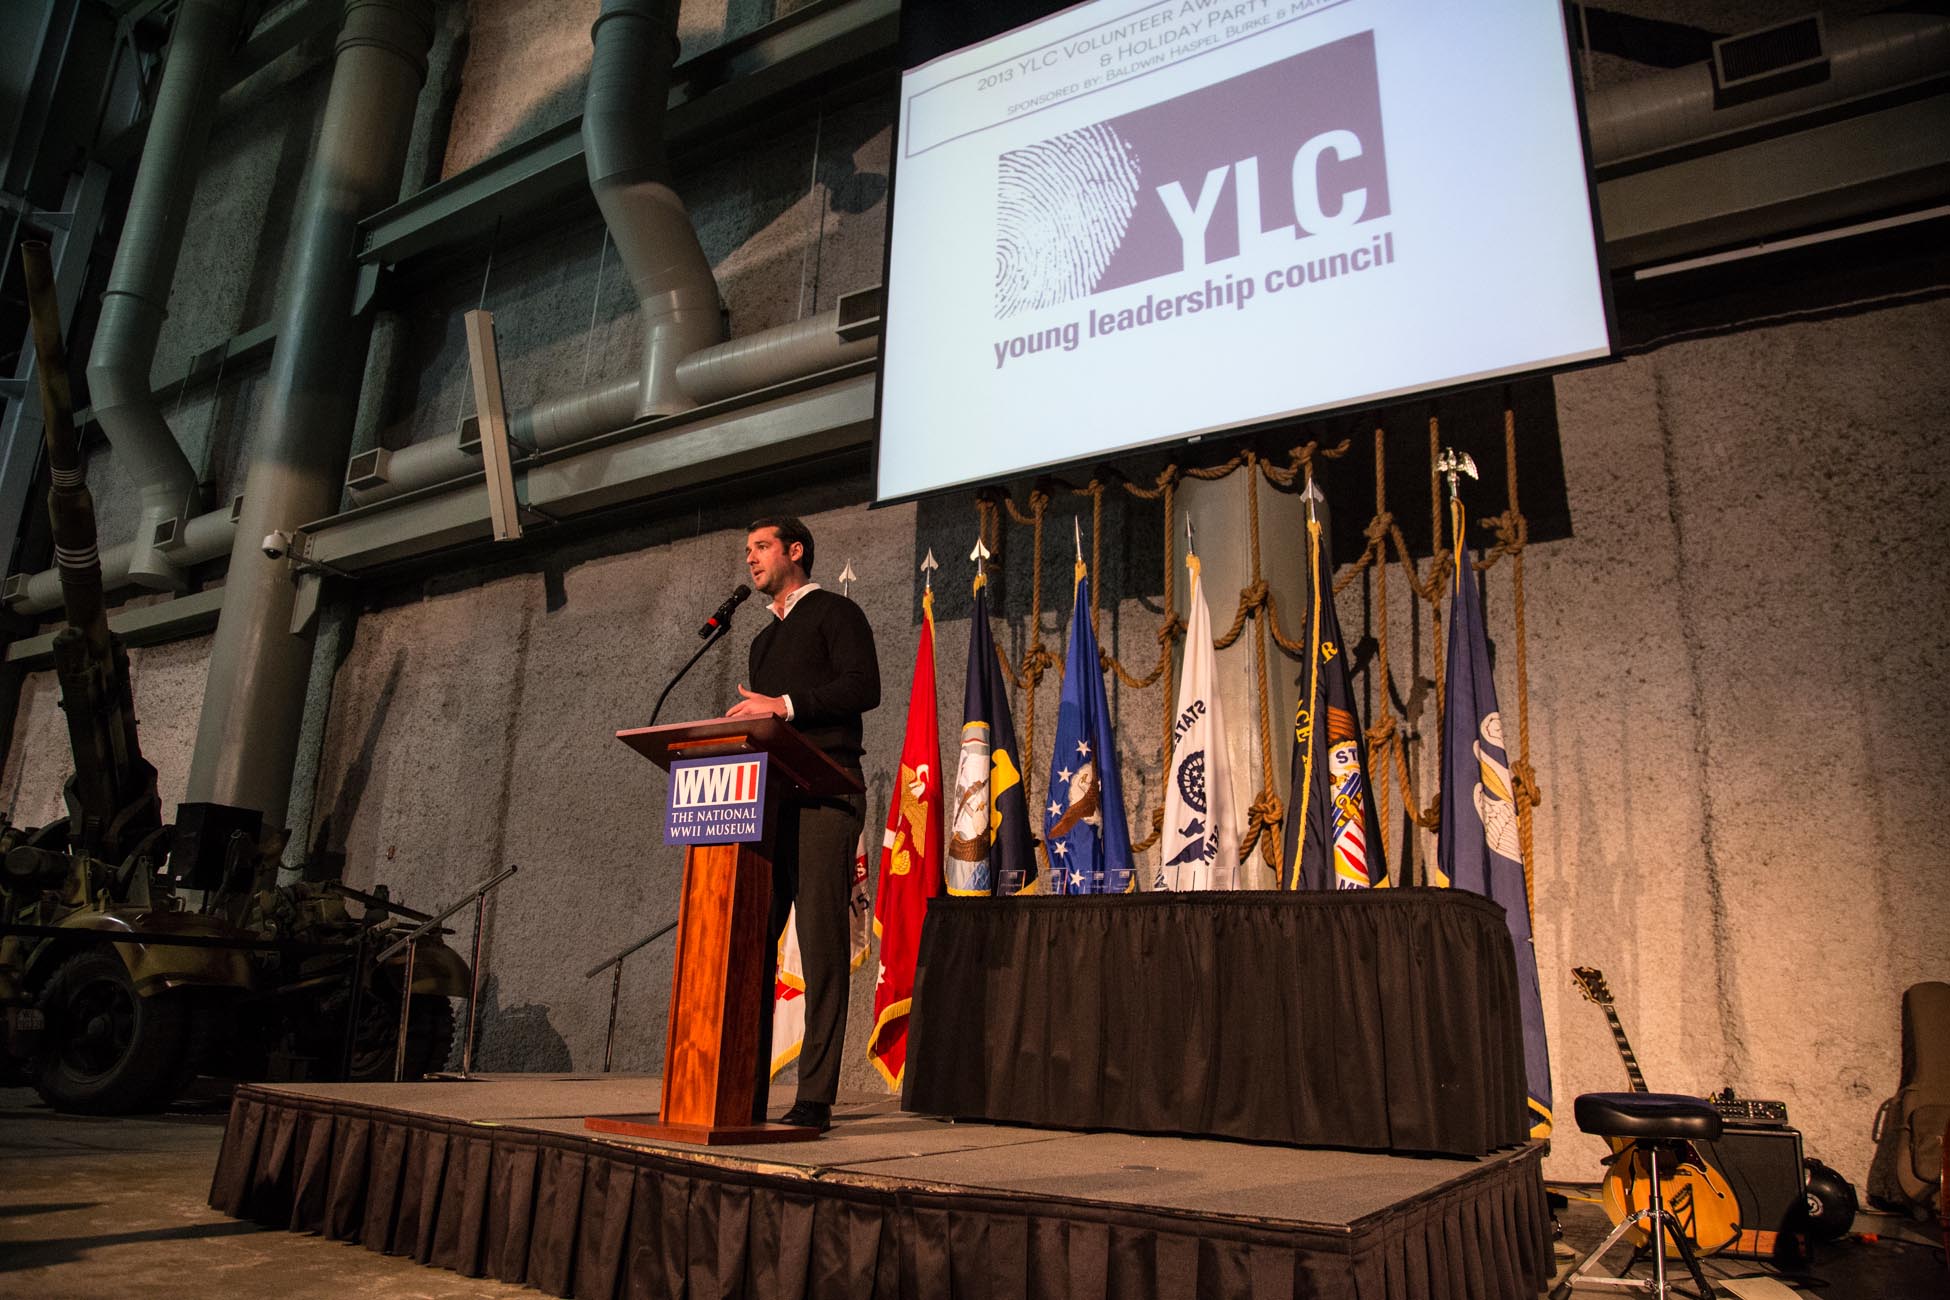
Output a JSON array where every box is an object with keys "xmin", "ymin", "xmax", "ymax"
[{"xmin": 1713, "ymin": 15, "xmax": 1829, "ymax": 108}]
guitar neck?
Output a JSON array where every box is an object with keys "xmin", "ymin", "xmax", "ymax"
[{"xmin": 1602, "ymin": 1005, "xmax": 1649, "ymax": 1092}]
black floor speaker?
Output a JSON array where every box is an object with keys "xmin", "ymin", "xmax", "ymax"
[{"xmin": 1696, "ymin": 1123, "xmax": 1806, "ymax": 1257}]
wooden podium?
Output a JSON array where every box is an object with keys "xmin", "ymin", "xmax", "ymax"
[{"xmin": 585, "ymin": 716, "xmax": 863, "ymax": 1145}]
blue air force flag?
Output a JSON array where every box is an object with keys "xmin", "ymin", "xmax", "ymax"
[
  {"xmin": 1042, "ymin": 564, "xmax": 1134, "ymax": 894},
  {"xmin": 947, "ymin": 575, "xmax": 1038, "ymax": 895},
  {"xmin": 1158, "ymin": 552, "xmax": 1243, "ymax": 890},
  {"xmin": 1439, "ymin": 519, "xmax": 1553, "ymax": 1139}
]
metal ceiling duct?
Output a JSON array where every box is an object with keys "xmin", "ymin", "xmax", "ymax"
[
  {"xmin": 1586, "ymin": 15, "xmax": 1949, "ymax": 169},
  {"xmin": 585, "ymin": 0, "xmax": 723, "ymax": 418},
  {"xmin": 1587, "ymin": 14, "xmax": 1950, "ymax": 267},
  {"xmin": 340, "ymin": 307, "xmax": 875, "ymax": 507},
  {"xmin": 4, "ymin": 510, "xmax": 236, "ymax": 615},
  {"xmin": 83, "ymin": 0, "xmax": 247, "ymax": 593},
  {"xmin": 674, "ymin": 307, "xmax": 877, "ymax": 406},
  {"xmin": 184, "ymin": 0, "xmax": 436, "ymax": 824}
]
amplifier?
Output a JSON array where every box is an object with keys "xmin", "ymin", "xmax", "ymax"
[
  {"xmin": 1696, "ymin": 1123, "xmax": 1806, "ymax": 1258},
  {"xmin": 1711, "ymin": 1097, "xmax": 1789, "ymax": 1125}
]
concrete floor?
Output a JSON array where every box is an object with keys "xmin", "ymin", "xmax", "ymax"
[
  {"xmin": 0, "ymin": 1087, "xmax": 533, "ymax": 1300},
  {"xmin": 4, "ymin": 1082, "xmax": 1944, "ymax": 1299},
  {"xmin": 1546, "ymin": 1187, "xmax": 1946, "ymax": 1300}
]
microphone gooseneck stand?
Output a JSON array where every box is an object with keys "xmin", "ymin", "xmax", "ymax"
[{"xmin": 648, "ymin": 620, "xmax": 735, "ymax": 727}]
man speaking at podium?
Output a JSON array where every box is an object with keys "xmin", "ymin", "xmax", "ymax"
[{"xmin": 726, "ymin": 516, "xmax": 879, "ymax": 1132}]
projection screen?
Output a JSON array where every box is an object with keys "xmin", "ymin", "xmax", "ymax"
[{"xmin": 874, "ymin": 0, "xmax": 1611, "ymax": 503}]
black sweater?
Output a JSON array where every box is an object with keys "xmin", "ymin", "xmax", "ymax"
[{"xmin": 747, "ymin": 588, "xmax": 880, "ymax": 771}]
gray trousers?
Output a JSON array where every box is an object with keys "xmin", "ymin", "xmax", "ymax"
[{"xmin": 752, "ymin": 790, "xmax": 865, "ymax": 1118}]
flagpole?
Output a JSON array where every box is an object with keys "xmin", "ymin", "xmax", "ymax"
[{"xmin": 1291, "ymin": 470, "xmax": 1327, "ymax": 889}]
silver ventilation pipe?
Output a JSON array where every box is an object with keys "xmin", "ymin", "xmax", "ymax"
[
  {"xmin": 342, "ymin": 309, "xmax": 874, "ymax": 506},
  {"xmin": 585, "ymin": 0, "xmax": 723, "ymax": 417},
  {"xmin": 185, "ymin": 0, "xmax": 436, "ymax": 824},
  {"xmin": 84, "ymin": 0, "xmax": 248, "ymax": 592},
  {"xmin": 6, "ymin": 510, "xmax": 236, "ymax": 615},
  {"xmin": 674, "ymin": 307, "xmax": 877, "ymax": 405},
  {"xmin": 1587, "ymin": 15, "xmax": 1950, "ymax": 167}
]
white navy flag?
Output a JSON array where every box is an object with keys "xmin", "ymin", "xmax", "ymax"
[{"xmin": 1158, "ymin": 552, "xmax": 1242, "ymax": 890}]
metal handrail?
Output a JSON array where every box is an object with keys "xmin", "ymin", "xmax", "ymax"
[
  {"xmin": 583, "ymin": 918, "xmax": 678, "ymax": 1072},
  {"xmin": 374, "ymin": 864, "xmax": 519, "ymax": 963},
  {"xmin": 373, "ymin": 864, "xmax": 519, "ymax": 1081}
]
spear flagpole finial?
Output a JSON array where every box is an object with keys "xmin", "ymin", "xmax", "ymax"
[
  {"xmin": 838, "ymin": 558, "xmax": 857, "ymax": 597},
  {"xmin": 1301, "ymin": 469, "xmax": 1325, "ymax": 525},
  {"xmin": 920, "ymin": 547, "xmax": 938, "ymax": 593},
  {"xmin": 969, "ymin": 535, "xmax": 992, "ymax": 581}
]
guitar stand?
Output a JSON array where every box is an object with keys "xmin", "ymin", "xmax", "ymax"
[{"xmin": 1554, "ymin": 1140, "xmax": 1717, "ymax": 1300}]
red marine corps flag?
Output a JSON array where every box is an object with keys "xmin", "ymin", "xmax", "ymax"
[{"xmin": 867, "ymin": 571, "xmax": 943, "ymax": 1091}]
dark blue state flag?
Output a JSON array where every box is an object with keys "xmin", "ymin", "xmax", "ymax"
[
  {"xmin": 1283, "ymin": 495, "xmax": 1388, "ymax": 891},
  {"xmin": 1042, "ymin": 563, "xmax": 1134, "ymax": 894},
  {"xmin": 1439, "ymin": 527, "xmax": 1553, "ymax": 1139},
  {"xmin": 947, "ymin": 576, "xmax": 1038, "ymax": 896}
]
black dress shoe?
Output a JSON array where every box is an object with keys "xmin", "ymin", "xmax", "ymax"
[{"xmin": 779, "ymin": 1100, "xmax": 831, "ymax": 1132}]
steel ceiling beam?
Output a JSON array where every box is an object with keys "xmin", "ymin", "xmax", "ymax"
[
  {"xmin": 1599, "ymin": 92, "xmax": 1950, "ymax": 267},
  {"xmin": 4, "ymin": 585, "xmax": 223, "ymax": 667}
]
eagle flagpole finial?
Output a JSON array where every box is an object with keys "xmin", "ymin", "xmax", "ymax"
[{"xmin": 1436, "ymin": 448, "xmax": 1479, "ymax": 505}]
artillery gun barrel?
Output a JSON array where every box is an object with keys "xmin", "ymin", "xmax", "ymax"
[
  {"xmin": 21, "ymin": 241, "xmax": 160, "ymax": 861},
  {"xmin": 322, "ymin": 881, "xmax": 433, "ymax": 923},
  {"xmin": 20, "ymin": 243, "xmax": 112, "ymax": 658}
]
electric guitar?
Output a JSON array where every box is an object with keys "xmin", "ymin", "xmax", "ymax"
[{"xmin": 1570, "ymin": 966, "xmax": 1740, "ymax": 1257}]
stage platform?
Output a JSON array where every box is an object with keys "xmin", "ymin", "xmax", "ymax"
[{"xmin": 208, "ymin": 1074, "xmax": 1553, "ymax": 1300}]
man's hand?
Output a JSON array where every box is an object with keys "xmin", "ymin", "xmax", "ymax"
[{"xmin": 726, "ymin": 684, "xmax": 787, "ymax": 719}]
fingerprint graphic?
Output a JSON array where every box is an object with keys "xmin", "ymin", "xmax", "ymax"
[{"xmin": 995, "ymin": 124, "xmax": 1141, "ymax": 318}]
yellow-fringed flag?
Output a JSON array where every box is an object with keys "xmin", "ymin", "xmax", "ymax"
[
  {"xmin": 1438, "ymin": 490, "xmax": 1552, "ymax": 1139},
  {"xmin": 769, "ymin": 830, "xmax": 870, "ymax": 1078},
  {"xmin": 866, "ymin": 588, "xmax": 942, "ymax": 1090}
]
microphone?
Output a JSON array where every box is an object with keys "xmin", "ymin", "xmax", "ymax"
[{"xmin": 697, "ymin": 584, "xmax": 751, "ymax": 639}]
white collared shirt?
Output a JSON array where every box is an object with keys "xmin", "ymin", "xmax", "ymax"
[
  {"xmin": 769, "ymin": 581, "xmax": 822, "ymax": 620},
  {"xmin": 767, "ymin": 582, "xmax": 822, "ymax": 719}
]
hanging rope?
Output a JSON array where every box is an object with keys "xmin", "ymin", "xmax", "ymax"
[
  {"xmin": 1489, "ymin": 409, "xmax": 1540, "ymax": 917},
  {"xmin": 973, "ymin": 416, "xmax": 1540, "ymax": 895}
]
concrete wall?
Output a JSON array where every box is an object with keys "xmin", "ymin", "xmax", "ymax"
[
  {"xmin": 2, "ymin": 633, "xmax": 212, "ymax": 829},
  {"xmin": 1520, "ymin": 300, "xmax": 1950, "ymax": 1187},
  {"xmin": 2, "ymin": 0, "xmax": 1946, "ymax": 1194}
]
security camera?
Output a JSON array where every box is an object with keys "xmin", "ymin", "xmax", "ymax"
[{"xmin": 261, "ymin": 530, "xmax": 291, "ymax": 560}]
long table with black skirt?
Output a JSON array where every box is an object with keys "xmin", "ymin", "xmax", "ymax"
[{"xmin": 901, "ymin": 888, "xmax": 1529, "ymax": 1157}]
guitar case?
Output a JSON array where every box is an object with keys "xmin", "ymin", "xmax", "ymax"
[{"xmin": 1867, "ymin": 980, "xmax": 1950, "ymax": 1216}]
